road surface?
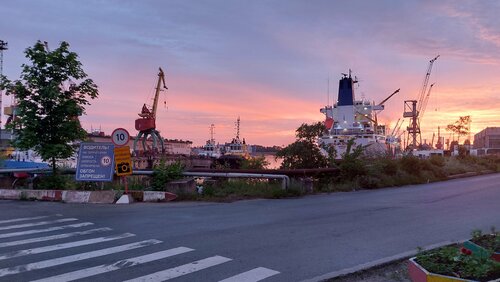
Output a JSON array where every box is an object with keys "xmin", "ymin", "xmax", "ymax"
[{"xmin": 0, "ymin": 173, "xmax": 499, "ymax": 281}]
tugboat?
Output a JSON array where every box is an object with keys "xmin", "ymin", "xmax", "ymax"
[
  {"xmin": 319, "ymin": 70, "xmax": 400, "ymax": 158},
  {"xmin": 198, "ymin": 124, "xmax": 222, "ymax": 158},
  {"xmin": 221, "ymin": 116, "xmax": 249, "ymax": 158}
]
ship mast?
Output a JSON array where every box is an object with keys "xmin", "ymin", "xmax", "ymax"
[
  {"xmin": 209, "ymin": 124, "xmax": 215, "ymax": 143},
  {"xmin": 235, "ymin": 116, "xmax": 240, "ymax": 140}
]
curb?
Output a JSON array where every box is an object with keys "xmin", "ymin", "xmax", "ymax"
[
  {"xmin": 447, "ymin": 170, "xmax": 496, "ymax": 180},
  {"xmin": 0, "ymin": 189, "xmax": 177, "ymax": 204},
  {"xmin": 300, "ymin": 240, "xmax": 467, "ymax": 282}
]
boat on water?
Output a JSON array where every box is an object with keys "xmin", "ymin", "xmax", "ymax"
[
  {"xmin": 198, "ymin": 124, "xmax": 222, "ymax": 158},
  {"xmin": 220, "ymin": 117, "xmax": 250, "ymax": 158},
  {"xmin": 319, "ymin": 71, "xmax": 399, "ymax": 158}
]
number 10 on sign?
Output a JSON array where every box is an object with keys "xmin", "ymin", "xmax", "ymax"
[{"xmin": 111, "ymin": 128, "xmax": 130, "ymax": 147}]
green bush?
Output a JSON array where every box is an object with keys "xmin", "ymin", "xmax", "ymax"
[
  {"xmin": 429, "ymin": 155, "xmax": 445, "ymax": 167},
  {"xmin": 381, "ymin": 158, "xmax": 398, "ymax": 175},
  {"xmin": 200, "ymin": 179, "xmax": 302, "ymax": 200},
  {"xmin": 35, "ymin": 174, "xmax": 71, "ymax": 190},
  {"xmin": 241, "ymin": 156, "xmax": 270, "ymax": 169},
  {"xmin": 399, "ymin": 155, "xmax": 422, "ymax": 175},
  {"xmin": 151, "ymin": 160, "xmax": 184, "ymax": 191}
]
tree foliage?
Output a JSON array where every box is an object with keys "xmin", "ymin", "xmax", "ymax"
[
  {"xmin": 446, "ymin": 116, "xmax": 471, "ymax": 143},
  {"xmin": 0, "ymin": 41, "xmax": 98, "ymax": 173},
  {"xmin": 276, "ymin": 122, "xmax": 334, "ymax": 169}
]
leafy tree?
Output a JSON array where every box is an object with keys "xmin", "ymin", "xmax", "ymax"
[
  {"xmin": 0, "ymin": 41, "xmax": 98, "ymax": 174},
  {"xmin": 295, "ymin": 122, "xmax": 326, "ymax": 143},
  {"xmin": 276, "ymin": 122, "xmax": 334, "ymax": 169},
  {"xmin": 446, "ymin": 116, "xmax": 471, "ymax": 144},
  {"xmin": 339, "ymin": 139, "xmax": 366, "ymax": 180}
]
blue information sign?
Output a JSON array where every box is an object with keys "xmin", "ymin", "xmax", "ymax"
[{"xmin": 76, "ymin": 142, "xmax": 115, "ymax": 182}]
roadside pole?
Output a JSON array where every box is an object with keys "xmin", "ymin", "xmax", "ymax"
[{"xmin": 112, "ymin": 128, "xmax": 133, "ymax": 204}]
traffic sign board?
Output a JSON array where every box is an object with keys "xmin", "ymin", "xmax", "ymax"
[
  {"xmin": 111, "ymin": 128, "xmax": 130, "ymax": 147},
  {"xmin": 76, "ymin": 143, "xmax": 115, "ymax": 181},
  {"xmin": 114, "ymin": 146, "xmax": 133, "ymax": 176}
]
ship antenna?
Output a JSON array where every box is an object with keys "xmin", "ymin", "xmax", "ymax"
[
  {"xmin": 209, "ymin": 124, "xmax": 215, "ymax": 142},
  {"xmin": 327, "ymin": 76, "xmax": 330, "ymax": 106},
  {"xmin": 235, "ymin": 116, "xmax": 240, "ymax": 140}
]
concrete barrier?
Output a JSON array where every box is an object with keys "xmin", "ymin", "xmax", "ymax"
[
  {"xmin": 0, "ymin": 189, "xmax": 177, "ymax": 204},
  {"xmin": 143, "ymin": 191, "xmax": 178, "ymax": 202}
]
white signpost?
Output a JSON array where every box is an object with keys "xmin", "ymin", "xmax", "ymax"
[{"xmin": 111, "ymin": 128, "xmax": 133, "ymax": 204}]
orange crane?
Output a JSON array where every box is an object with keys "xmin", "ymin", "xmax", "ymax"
[{"xmin": 133, "ymin": 68, "xmax": 168, "ymax": 155}]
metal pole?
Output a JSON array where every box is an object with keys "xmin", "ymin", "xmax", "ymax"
[{"xmin": 0, "ymin": 40, "xmax": 8, "ymax": 130}]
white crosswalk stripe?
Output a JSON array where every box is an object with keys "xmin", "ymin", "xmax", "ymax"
[
  {"xmin": 31, "ymin": 247, "xmax": 195, "ymax": 282},
  {"xmin": 219, "ymin": 267, "xmax": 280, "ymax": 282},
  {"xmin": 0, "ymin": 216, "xmax": 281, "ymax": 281},
  {"xmin": 0, "ymin": 215, "xmax": 51, "ymax": 225},
  {"xmin": 0, "ymin": 239, "xmax": 162, "ymax": 278},
  {"xmin": 0, "ymin": 232, "xmax": 135, "ymax": 260},
  {"xmin": 0, "ymin": 227, "xmax": 112, "ymax": 248},
  {"xmin": 123, "ymin": 255, "xmax": 233, "ymax": 282},
  {"xmin": 0, "ymin": 222, "xmax": 94, "ymax": 239},
  {"xmin": 0, "ymin": 218, "xmax": 77, "ymax": 231}
]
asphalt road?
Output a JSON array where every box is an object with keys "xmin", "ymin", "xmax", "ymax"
[{"xmin": 0, "ymin": 173, "xmax": 499, "ymax": 282}]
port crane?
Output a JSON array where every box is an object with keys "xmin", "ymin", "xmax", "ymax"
[
  {"xmin": 403, "ymin": 55, "xmax": 439, "ymax": 150},
  {"xmin": 133, "ymin": 67, "xmax": 168, "ymax": 155}
]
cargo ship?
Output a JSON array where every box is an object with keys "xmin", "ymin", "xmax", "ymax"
[{"xmin": 319, "ymin": 70, "xmax": 399, "ymax": 158}]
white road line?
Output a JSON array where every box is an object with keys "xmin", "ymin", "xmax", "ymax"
[
  {"xmin": 0, "ymin": 218, "xmax": 78, "ymax": 231},
  {"xmin": 0, "ymin": 228, "xmax": 112, "ymax": 248},
  {"xmin": 0, "ymin": 233, "xmax": 135, "ymax": 260},
  {"xmin": 0, "ymin": 222, "xmax": 94, "ymax": 239},
  {"xmin": 0, "ymin": 239, "xmax": 162, "ymax": 278},
  {"xmin": 31, "ymin": 247, "xmax": 195, "ymax": 282},
  {"xmin": 0, "ymin": 216, "xmax": 50, "ymax": 225},
  {"xmin": 219, "ymin": 267, "xmax": 280, "ymax": 282},
  {"xmin": 124, "ymin": 255, "xmax": 232, "ymax": 282}
]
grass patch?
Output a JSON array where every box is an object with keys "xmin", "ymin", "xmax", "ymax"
[
  {"xmin": 318, "ymin": 155, "xmax": 499, "ymax": 193},
  {"xmin": 194, "ymin": 179, "xmax": 303, "ymax": 202}
]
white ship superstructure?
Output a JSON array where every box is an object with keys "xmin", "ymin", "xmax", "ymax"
[
  {"xmin": 319, "ymin": 71, "xmax": 394, "ymax": 158},
  {"xmin": 199, "ymin": 124, "xmax": 222, "ymax": 158}
]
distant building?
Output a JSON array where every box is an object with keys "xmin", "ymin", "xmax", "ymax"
[
  {"xmin": 165, "ymin": 139, "xmax": 192, "ymax": 156},
  {"xmin": 473, "ymin": 127, "xmax": 500, "ymax": 155},
  {"xmin": 87, "ymin": 131, "xmax": 192, "ymax": 156}
]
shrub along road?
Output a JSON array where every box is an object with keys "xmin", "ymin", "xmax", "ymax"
[{"xmin": 0, "ymin": 173, "xmax": 499, "ymax": 282}]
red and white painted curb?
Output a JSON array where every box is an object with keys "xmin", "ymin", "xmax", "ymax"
[{"xmin": 0, "ymin": 189, "xmax": 177, "ymax": 204}]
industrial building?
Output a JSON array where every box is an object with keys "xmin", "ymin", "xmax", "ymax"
[{"xmin": 473, "ymin": 127, "xmax": 500, "ymax": 155}]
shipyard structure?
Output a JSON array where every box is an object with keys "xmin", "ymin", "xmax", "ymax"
[{"xmin": 473, "ymin": 127, "xmax": 500, "ymax": 155}]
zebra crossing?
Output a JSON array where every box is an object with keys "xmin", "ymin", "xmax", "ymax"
[{"xmin": 0, "ymin": 215, "xmax": 280, "ymax": 281}]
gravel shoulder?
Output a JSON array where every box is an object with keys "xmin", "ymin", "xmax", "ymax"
[{"xmin": 326, "ymin": 259, "xmax": 411, "ymax": 282}]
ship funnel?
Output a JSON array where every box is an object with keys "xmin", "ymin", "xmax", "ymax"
[{"xmin": 337, "ymin": 74, "xmax": 355, "ymax": 106}]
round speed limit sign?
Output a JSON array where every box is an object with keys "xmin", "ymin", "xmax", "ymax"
[{"xmin": 111, "ymin": 128, "xmax": 130, "ymax": 146}]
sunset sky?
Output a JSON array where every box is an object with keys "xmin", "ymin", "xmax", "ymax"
[{"xmin": 1, "ymin": 0, "xmax": 499, "ymax": 147}]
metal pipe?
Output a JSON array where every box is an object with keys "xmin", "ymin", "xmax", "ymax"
[
  {"xmin": 133, "ymin": 170, "xmax": 290, "ymax": 190},
  {"xmin": 0, "ymin": 168, "xmax": 291, "ymax": 190}
]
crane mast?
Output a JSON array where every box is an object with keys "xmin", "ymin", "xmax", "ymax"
[
  {"xmin": 404, "ymin": 55, "xmax": 439, "ymax": 150},
  {"xmin": 417, "ymin": 55, "xmax": 439, "ymax": 111},
  {"xmin": 151, "ymin": 67, "xmax": 167, "ymax": 119}
]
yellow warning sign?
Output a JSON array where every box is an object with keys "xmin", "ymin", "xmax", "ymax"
[{"xmin": 114, "ymin": 146, "xmax": 133, "ymax": 176}]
